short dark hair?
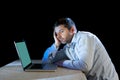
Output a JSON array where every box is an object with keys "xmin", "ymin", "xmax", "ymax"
[{"xmin": 53, "ymin": 17, "xmax": 76, "ymax": 30}]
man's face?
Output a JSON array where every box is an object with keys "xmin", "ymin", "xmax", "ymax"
[{"xmin": 54, "ymin": 25, "xmax": 74, "ymax": 44}]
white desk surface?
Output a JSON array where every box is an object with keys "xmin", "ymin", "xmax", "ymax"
[{"xmin": 0, "ymin": 60, "xmax": 87, "ymax": 80}]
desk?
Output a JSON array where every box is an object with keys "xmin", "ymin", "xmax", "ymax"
[{"xmin": 0, "ymin": 60, "xmax": 87, "ymax": 80}]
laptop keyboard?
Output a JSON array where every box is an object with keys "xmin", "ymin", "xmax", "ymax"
[{"xmin": 30, "ymin": 64, "xmax": 43, "ymax": 69}]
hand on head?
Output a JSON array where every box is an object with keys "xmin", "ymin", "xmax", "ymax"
[{"xmin": 53, "ymin": 30, "xmax": 61, "ymax": 48}]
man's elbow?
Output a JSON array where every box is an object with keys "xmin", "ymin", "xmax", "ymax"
[{"xmin": 77, "ymin": 61, "xmax": 92, "ymax": 73}]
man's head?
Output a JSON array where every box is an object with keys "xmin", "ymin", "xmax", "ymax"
[{"xmin": 53, "ymin": 17, "xmax": 77, "ymax": 44}]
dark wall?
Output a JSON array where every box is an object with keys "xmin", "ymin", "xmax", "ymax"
[{"xmin": 1, "ymin": 6, "xmax": 119, "ymax": 75}]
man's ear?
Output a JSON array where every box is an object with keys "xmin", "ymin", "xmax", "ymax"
[{"xmin": 70, "ymin": 26, "xmax": 76, "ymax": 33}]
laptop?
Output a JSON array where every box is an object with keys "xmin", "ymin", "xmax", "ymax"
[{"xmin": 14, "ymin": 41, "xmax": 57, "ymax": 72}]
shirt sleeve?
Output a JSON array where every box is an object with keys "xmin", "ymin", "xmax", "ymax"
[
  {"xmin": 63, "ymin": 34, "xmax": 95, "ymax": 73},
  {"xmin": 51, "ymin": 48, "xmax": 68, "ymax": 63},
  {"xmin": 42, "ymin": 43, "xmax": 58, "ymax": 63}
]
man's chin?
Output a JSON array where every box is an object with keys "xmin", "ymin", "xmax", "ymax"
[{"xmin": 61, "ymin": 42, "xmax": 66, "ymax": 44}]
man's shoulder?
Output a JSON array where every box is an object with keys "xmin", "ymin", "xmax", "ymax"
[
  {"xmin": 77, "ymin": 31, "xmax": 95, "ymax": 35},
  {"xmin": 77, "ymin": 31, "xmax": 98, "ymax": 40}
]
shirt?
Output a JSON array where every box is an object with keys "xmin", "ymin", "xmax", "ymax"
[{"xmin": 42, "ymin": 31, "xmax": 119, "ymax": 80}]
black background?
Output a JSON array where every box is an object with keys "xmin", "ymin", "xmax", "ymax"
[{"xmin": 0, "ymin": 2, "xmax": 119, "ymax": 76}]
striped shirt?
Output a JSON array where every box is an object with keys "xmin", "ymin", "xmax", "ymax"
[{"xmin": 42, "ymin": 31, "xmax": 119, "ymax": 80}]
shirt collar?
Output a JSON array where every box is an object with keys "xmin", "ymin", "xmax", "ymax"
[{"xmin": 66, "ymin": 31, "xmax": 80, "ymax": 47}]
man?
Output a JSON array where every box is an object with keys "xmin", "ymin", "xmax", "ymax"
[{"xmin": 42, "ymin": 17, "xmax": 119, "ymax": 80}]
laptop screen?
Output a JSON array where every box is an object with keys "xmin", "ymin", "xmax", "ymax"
[{"xmin": 14, "ymin": 41, "xmax": 31, "ymax": 68}]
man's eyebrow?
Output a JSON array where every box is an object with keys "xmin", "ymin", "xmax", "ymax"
[{"xmin": 59, "ymin": 29, "xmax": 64, "ymax": 32}]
